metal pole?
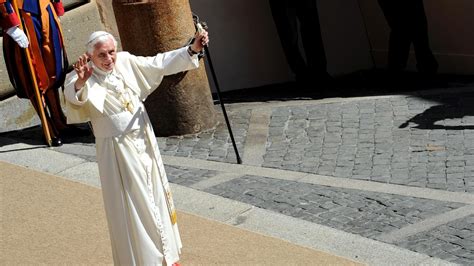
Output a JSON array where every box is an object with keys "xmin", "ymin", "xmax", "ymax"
[
  {"xmin": 196, "ymin": 22, "xmax": 242, "ymax": 164},
  {"xmin": 204, "ymin": 46, "xmax": 242, "ymax": 164}
]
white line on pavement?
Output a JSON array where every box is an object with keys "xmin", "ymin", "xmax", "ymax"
[
  {"xmin": 163, "ymin": 155, "xmax": 474, "ymax": 205},
  {"xmin": 242, "ymin": 108, "xmax": 272, "ymax": 166},
  {"xmin": 376, "ymin": 204, "xmax": 474, "ymax": 243}
]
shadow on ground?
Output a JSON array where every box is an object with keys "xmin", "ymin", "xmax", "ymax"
[
  {"xmin": 218, "ymin": 69, "xmax": 473, "ymax": 103},
  {"xmin": 398, "ymin": 93, "xmax": 474, "ymax": 130},
  {"xmin": 0, "ymin": 123, "xmax": 94, "ymax": 147},
  {"xmin": 218, "ymin": 68, "xmax": 474, "ymax": 131}
]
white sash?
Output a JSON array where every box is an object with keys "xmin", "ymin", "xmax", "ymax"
[{"xmin": 91, "ymin": 106, "xmax": 143, "ymax": 138}]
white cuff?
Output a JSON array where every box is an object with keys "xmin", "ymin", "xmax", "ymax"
[{"xmin": 6, "ymin": 26, "xmax": 29, "ymax": 48}]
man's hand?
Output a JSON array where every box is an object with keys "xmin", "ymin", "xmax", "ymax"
[
  {"xmin": 190, "ymin": 28, "xmax": 209, "ymax": 54},
  {"xmin": 73, "ymin": 54, "xmax": 93, "ymax": 91},
  {"xmin": 6, "ymin": 26, "xmax": 29, "ymax": 48}
]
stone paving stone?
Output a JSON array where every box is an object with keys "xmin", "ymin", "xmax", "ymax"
[
  {"xmin": 158, "ymin": 109, "xmax": 251, "ymax": 163},
  {"xmin": 261, "ymin": 95, "xmax": 474, "ymax": 193},
  {"xmin": 397, "ymin": 215, "xmax": 474, "ymax": 265},
  {"xmin": 204, "ymin": 175, "xmax": 465, "ymax": 241},
  {"xmin": 164, "ymin": 165, "xmax": 218, "ymax": 186}
]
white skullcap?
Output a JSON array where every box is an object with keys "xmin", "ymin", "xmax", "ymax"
[
  {"xmin": 87, "ymin": 31, "xmax": 112, "ymax": 44},
  {"xmin": 86, "ymin": 31, "xmax": 117, "ymax": 53}
]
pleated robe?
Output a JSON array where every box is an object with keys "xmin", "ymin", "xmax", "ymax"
[{"xmin": 64, "ymin": 47, "xmax": 199, "ymax": 266}]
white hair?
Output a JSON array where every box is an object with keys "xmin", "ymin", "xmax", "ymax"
[{"xmin": 86, "ymin": 31, "xmax": 117, "ymax": 54}]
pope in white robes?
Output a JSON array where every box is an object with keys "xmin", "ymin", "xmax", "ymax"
[{"xmin": 64, "ymin": 30, "xmax": 209, "ymax": 266}]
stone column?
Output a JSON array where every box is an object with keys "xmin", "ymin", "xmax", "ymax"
[{"xmin": 112, "ymin": 0, "xmax": 217, "ymax": 136}]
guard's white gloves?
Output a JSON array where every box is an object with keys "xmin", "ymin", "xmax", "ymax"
[{"xmin": 6, "ymin": 26, "xmax": 29, "ymax": 48}]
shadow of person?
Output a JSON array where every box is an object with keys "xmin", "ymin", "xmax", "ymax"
[
  {"xmin": 399, "ymin": 95, "xmax": 474, "ymax": 130},
  {"xmin": 378, "ymin": 0, "xmax": 438, "ymax": 75},
  {"xmin": 0, "ymin": 123, "xmax": 94, "ymax": 147},
  {"xmin": 268, "ymin": 0, "xmax": 332, "ymax": 92}
]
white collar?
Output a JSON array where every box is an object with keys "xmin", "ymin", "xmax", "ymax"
[{"xmin": 91, "ymin": 62, "xmax": 116, "ymax": 80}]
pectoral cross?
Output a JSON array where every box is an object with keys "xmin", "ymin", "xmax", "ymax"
[{"xmin": 124, "ymin": 101, "xmax": 134, "ymax": 113}]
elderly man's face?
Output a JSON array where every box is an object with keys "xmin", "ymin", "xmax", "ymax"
[{"xmin": 90, "ymin": 37, "xmax": 116, "ymax": 72}]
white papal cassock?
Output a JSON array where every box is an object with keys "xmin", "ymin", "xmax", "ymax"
[{"xmin": 64, "ymin": 47, "xmax": 199, "ymax": 266}]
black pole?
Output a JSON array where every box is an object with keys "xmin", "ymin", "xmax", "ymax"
[
  {"xmin": 195, "ymin": 21, "xmax": 242, "ymax": 164},
  {"xmin": 202, "ymin": 45, "xmax": 242, "ymax": 164}
]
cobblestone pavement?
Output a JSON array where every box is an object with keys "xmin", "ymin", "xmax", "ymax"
[
  {"xmin": 164, "ymin": 165, "xmax": 218, "ymax": 186},
  {"xmin": 169, "ymin": 166, "xmax": 472, "ymax": 263},
  {"xmin": 158, "ymin": 109, "xmax": 251, "ymax": 163},
  {"xmin": 397, "ymin": 215, "xmax": 474, "ymax": 265},
  {"xmin": 158, "ymin": 88, "xmax": 474, "ymax": 264},
  {"xmin": 2, "ymin": 86, "xmax": 474, "ymax": 264},
  {"xmin": 262, "ymin": 94, "xmax": 474, "ymax": 193},
  {"xmin": 155, "ymin": 91, "xmax": 474, "ymax": 193},
  {"xmin": 205, "ymin": 175, "xmax": 465, "ymax": 239}
]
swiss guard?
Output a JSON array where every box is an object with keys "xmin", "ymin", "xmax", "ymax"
[{"xmin": 1, "ymin": 0, "xmax": 74, "ymax": 146}]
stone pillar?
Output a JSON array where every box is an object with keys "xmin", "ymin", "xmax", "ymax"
[{"xmin": 112, "ymin": 0, "xmax": 217, "ymax": 136}]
